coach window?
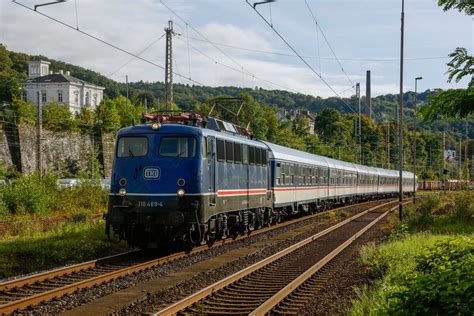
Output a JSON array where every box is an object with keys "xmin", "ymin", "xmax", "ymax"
[
  {"xmin": 255, "ymin": 148, "xmax": 262, "ymax": 165},
  {"xmin": 288, "ymin": 164, "xmax": 295, "ymax": 184},
  {"xmin": 242, "ymin": 144, "xmax": 249, "ymax": 164},
  {"xmin": 234, "ymin": 143, "xmax": 242, "ymax": 163},
  {"xmin": 217, "ymin": 139, "xmax": 225, "ymax": 162},
  {"xmin": 117, "ymin": 137, "xmax": 148, "ymax": 157},
  {"xmin": 225, "ymin": 141, "xmax": 234, "ymax": 163},
  {"xmin": 249, "ymin": 146, "xmax": 255, "ymax": 165},
  {"xmin": 276, "ymin": 162, "xmax": 282, "ymax": 185}
]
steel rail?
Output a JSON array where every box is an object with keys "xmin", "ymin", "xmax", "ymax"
[
  {"xmin": 0, "ymin": 250, "xmax": 140, "ymax": 291},
  {"xmin": 250, "ymin": 204, "xmax": 400, "ymax": 315},
  {"xmin": 154, "ymin": 199, "xmax": 398, "ymax": 316},
  {"xmin": 0, "ymin": 199, "xmax": 395, "ymax": 314},
  {"xmin": 0, "ymin": 198, "xmax": 388, "ymax": 293}
]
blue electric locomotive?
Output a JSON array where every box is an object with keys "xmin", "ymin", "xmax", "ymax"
[{"xmin": 106, "ymin": 114, "xmax": 415, "ymax": 247}]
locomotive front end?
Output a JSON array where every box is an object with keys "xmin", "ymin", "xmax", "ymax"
[{"xmin": 106, "ymin": 124, "xmax": 203, "ymax": 248}]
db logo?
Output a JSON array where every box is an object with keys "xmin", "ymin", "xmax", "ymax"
[{"xmin": 144, "ymin": 167, "xmax": 160, "ymax": 179}]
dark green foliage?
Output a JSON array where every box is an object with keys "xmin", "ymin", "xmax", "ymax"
[
  {"xmin": 437, "ymin": 0, "xmax": 474, "ymax": 15},
  {"xmin": 388, "ymin": 237, "xmax": 474, "ymax": 315},
  {"xmin": 422, "ymin": 88, "xmax": 474, "ymax": 121}
]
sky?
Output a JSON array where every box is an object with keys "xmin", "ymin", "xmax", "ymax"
[{"xmin": 0, "ymin": 0, "xmax": 472, "ymax": 98}]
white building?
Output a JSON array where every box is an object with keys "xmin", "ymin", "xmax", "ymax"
[{"xmin": 22, "ymin": 60, "xmax": 105, "ymax": 115}]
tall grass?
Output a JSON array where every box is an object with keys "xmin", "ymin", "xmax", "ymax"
[
  {"xmin": 0, "ymin": 219, "xmax": 130, "ymax": 279},
  {"xmin": 350, "ymin": 191, "xmax": 474, "ymax": 315}
]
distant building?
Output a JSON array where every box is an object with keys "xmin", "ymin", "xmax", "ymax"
[
  {"xmin": 444, "ymin": 149, "xmax": 457, "ymax": 163},
  {"xmin": 276, "ymin": 109, "xmax": 316, "ymax": 135},
  {"xmin": 22, "ymin": 60, "xmax": 105, "ymax": 115}
]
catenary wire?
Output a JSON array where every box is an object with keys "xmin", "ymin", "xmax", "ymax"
[
  {"xmin": 246, "ymin": 0, "xmax": 355, "ymax": 113},
  {"xmin": 305, "ymin": 0, "xmax": 354, "ymax": 88},
  {"xmin": 11, "ymin": 0, "xmax": 205, "ymax": 86}
]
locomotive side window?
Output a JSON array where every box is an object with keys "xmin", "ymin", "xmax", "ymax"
[
  {"xmin": 255, "ymin": 148, "xmax": 262, "ymax": 165},
  {"xmin": 225, "ymin": 141, "xmax": 234, "ymax": 162},
  {"xmin": 242, "ymin": 144, "xmax": 249, "ymax": 164},
  {"xmin": 249, "ymin": 146, "xmax": 255, "ymax": 165},
  {"xmin": 234, "ymin": 143, "xmax": 242, "ymax": 163},
  {"xmin": 159, "ymin": 137, "xmax": 196, "ymax": 158},
  {"xmin": 202, "ymin": 137, "xmax": 207, "ymax": 159},
  {"xmin": 217, "ymin": 139, "xmax": 225, "ymax": 161},
  {"xmin": 117, "ymin": 137, "xmax": 148, "ymax": 157},
  {"xmin": 262, "ymin": 150, "xmax": 267, "ymax": 166}
]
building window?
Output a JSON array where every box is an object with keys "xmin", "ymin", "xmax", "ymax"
[
  {"xmin": 93, "ymin": 94, "xmax": 97, "ymax": 106},
  {"xmin": 85, "ymin": 92, "xmax": 90, "ymax": 105},
  {"xmin": 41, "ymin": 92, "xmax": 47, "ymax": 103},
  {"xmin": 58, "ymin": 92, "xmax": 63, "ymax": 103},
  {"xmin": 74, "ymin": 91, "xmax": 79, "ymax": 104}
]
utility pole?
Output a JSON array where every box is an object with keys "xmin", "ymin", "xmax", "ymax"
[
  {"xmin": 413, "ymin": 77, "xmax": 422, "ymax": 203},
  {"xmin": 164, "ymin": 20, "xmax": 175, "ymax": 109},
  {"xmin": 126, "ymin": 75, "xmax": 129, "ymax": 102},
  {"xmin": 366, "ymin": 70, "xmax": 371, "ymax": 118},
  {"xmin": 465, "ymin": 119, "xmax": 469, "ymax": 181},
  {"xmin": 459, "ymin": 138, "xmax": 462, "ymax": 180},
  {"xmin": 398, "ymin": 0, "xmax": 405, "ymax": 221},
  {"xmin": 36, "ymin": 90, "xmax": 43, "ymax": 177},
  {"xmin": 356, "ymin": 83, "xmax": 361, "ymax": 164},
  {"xmin": 387, "ymin": 121, "xmax": 390, "ymax": 169},
  {"xmin": 443, "ymin": 128, "xmax": 446, "ymax": 193}
]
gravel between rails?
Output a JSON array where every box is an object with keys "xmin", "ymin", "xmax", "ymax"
[
  {"xmin": 116, "ymin": 204, "xmax": 396, "ymax": 315},
  {"xmin": 13, "ymin": 200, "xmax": 390, "ymax": 315}
]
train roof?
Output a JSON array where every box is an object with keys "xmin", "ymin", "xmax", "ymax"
[{"xmin": 262, "ymin": 141, "xmax": 328, "ymax": 167}]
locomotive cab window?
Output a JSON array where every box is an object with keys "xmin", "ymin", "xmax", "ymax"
[
  {"xmin": 159, "ymin": 137, "xmax": 196, "ymax": 158},
  {"xmin": 117, "ymin": 136, "xmax": 148, "ymax": 158}
]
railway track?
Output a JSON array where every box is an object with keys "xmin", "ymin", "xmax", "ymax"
[
  {"xmin": 154, "ymin": 201, "xmax": 403, "ymax": 315},
  {"xmin": 0, "ymin": 198, "xmax": 398, "ymax": 315}
]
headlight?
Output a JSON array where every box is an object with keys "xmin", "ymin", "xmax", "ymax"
[
  {"xmin": 177, "ymin": 189, "xmax": 185, "ymax": 198},
  {"xmin": 119, "ymin": 188, "xmax": 127, "ymax": 197}
]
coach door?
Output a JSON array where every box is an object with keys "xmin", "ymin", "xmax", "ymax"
[{"xmin": 207, "ymin": 136, "xmax": 216, "ymax": 206}]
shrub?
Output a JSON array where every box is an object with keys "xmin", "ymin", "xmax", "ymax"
[
  {"xmin": 387, "ymin": 236, "xmax": 474, "ymax": 314},
  {"xmin": 452, "ymin": 191, "xmax": 474, "ymax": 221},
  {"xmin": 406, "ymin": 196, "xmax": 440, "ymax": 231},
  {"xmin": 2, "ymin": 172, "xmax": 58, "ymax": 215},
  {"xmin": 42, "ymin": 101, "xmax": 76, "ymax": 131}
]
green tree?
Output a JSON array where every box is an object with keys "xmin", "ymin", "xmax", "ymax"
[
  {"xmin": 0, "ymin": 44, "xmax": 21, "ymax": 102},
  {"xmin": 10, "ymin": 98, "xmax": 36, "ymax": 125},
  {"xmin": 42, "ymin": 101, "xmax": 75, "ymax": 131},
  {"xmin": 96, "ymin": 99, "xmax": 120, "ymax": 132},
  {"xmin": 422, "ymin": 2, "xmax": 473, "ymax": 121}
]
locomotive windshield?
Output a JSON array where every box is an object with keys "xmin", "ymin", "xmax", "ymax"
[
  {"xmin": 117, "ymin": 137, "xmax": 148, "ymax": 158},
  {"xmin": 159, "ymin": 137, "xmax": 196, "ymax": 158}
]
